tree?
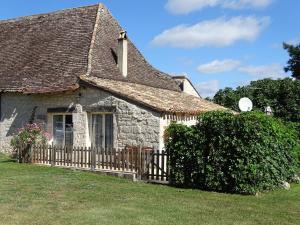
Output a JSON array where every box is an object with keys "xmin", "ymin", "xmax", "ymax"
[
  {"xmin": 283, "ymin": 42, "xmax": 300, "ymax": 79},
  {"xmin": 213, "ymin": 87, "xmax": 240, "ymax": 111},
  {"xmin": 212, "ymin": 78, "xmax": 300, "ymax": 122}
]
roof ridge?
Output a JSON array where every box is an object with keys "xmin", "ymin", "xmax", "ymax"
[
  {"xmin": 86, "ymin": 3, "xmax": 105, "ymax": 75},
  {"xmin": 80, "ymin": 75, "xmax": 198, "ymax": 98},
  {"xmin": 0, "ymin": 4, "xmax": 100, "ymax": 24}
]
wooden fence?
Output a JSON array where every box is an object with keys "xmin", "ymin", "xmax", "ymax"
[
  {"xmin": 25, "ymin": 145, "xmax": 169, "ymax": 182},
  {"xmin": 146, "ymin": 150, "xmax": 169, "ymax": 183}
]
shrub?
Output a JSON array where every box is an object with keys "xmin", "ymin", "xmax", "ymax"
[
  {"xmin": 285, "ymin": 121, "xmax": 300, "ymax": 139},
  {"xmin": 165, "ymin": 111, "xmax": 299, "ymax": 194},
  {"xmin": 11, "ymin": 123, "xmax": 51, "ymax": 163},
  {"xmin": 283, "ymin": 121, "xmax": 300, "ymax": 170},
  {"xmin": 164, "ymin": 123, "xmax": 201, "ymax": 187}
]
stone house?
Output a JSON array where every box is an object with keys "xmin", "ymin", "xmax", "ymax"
[{"xmin": 0, "ymin": 4, "xmax": 226, "ymax": 153}]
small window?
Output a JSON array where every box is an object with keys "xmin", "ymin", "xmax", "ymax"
[
  {"xmin": 53, "ymin": 114, "xmax": 73, "ymax": 147},
  {"xmin": 91, "ymin": 114, "xmax": 114, "ymax": 148}
]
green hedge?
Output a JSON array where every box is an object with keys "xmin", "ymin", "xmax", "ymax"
[
  {"xmin": 285, "ymin": 121, "xmax": 300, "ymax": 139},
  {"xmin": 285, "ymin": 121, "xmax": 300, "ymax": 170},
  {"xmin": 165, "ymin": 111, "xmax": 299, "ymax": 194}
]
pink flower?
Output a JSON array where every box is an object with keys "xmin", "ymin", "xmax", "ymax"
[{"xmin": 44, "ymin": 132, "xmax": 52, "ymax": 140}]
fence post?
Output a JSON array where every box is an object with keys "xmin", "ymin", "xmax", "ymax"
[
  {"xmin": 151, "ymin": 150, "xmax": 155, "ymax": 180},
  {"xmin": 141, "ymin": 148, "xmax": 145, "ymax": 179},
  {"xmin": 91, "ymin": 147, "xmax": 96, "ymax": 171},
  {"xmin": 137, "ymin": 145, "xmax": 142, "ymax": 180},
  {"xmin": 51, "ymin": 145, "xmax": 56, "ymax": 167},
  {"xmin": 27, "ymin": 145, "xmax": 30, "ymax": 163},
  {"xmin": 166, "ymin": 148, "xmax": 170, "ymax": 182},
  {"xmin": 17, "ymin": 147, "xmax": 20, "ymax": 163}
]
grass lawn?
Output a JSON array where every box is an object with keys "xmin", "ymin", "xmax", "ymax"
[{"xmin": 0, "ymin": 153, "xmax": 299, "ymax": 225}]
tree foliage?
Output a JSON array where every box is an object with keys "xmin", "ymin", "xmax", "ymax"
[
  {"xmin": 213, "ymin": 78, "xmax": 300, "ymax": 122},
  {"xmin": 283, "ymin": 42, "xmax": 300, "ymax": 79}
]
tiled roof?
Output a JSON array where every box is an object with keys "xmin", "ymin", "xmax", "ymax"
[
  {"xmin": 0, "ymin": 5, "xmax": 98, "ymax": 93},
  {"xmin": 0, "ymin": 4, "xmax": 180, "ymax": 93},
  {"xmin": 0, "ymin": 3, "xmax": 228, "ymax": 114},
  {"xmin": 80, "ymin": 76, "xmax": 228, "ymax": 115},
  {"xmin": 88, "ymin": 4, "xmax": 180, "ymax": 92}
]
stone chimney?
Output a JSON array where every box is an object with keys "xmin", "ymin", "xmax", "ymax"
[{"xmin": 118, "ymin": 31, "xmax": 128, "ymax": 77}]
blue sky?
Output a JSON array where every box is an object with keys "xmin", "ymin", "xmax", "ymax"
[{"xmin": 0, "ymin": 0, "xmax": 298, "ymax": 97}]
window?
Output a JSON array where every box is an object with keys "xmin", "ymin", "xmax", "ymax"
[
  {"xmin": 91, "ymin": 114, "xmax": 114, "ymax": 148},
  {"xmin": 53, "ymin": 114, "xmax": 73, "ymax": 147}
]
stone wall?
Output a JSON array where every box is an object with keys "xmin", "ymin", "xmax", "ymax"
[
  {"xmin": 0, "ymin": 87, "xmax": 160, "ymax": 153},
  {"xmin": 0, "ymin": 92, "xmax": 78, "ymax": 153},
  {"xmin": 79, "ymin": 87, "xmax": 160, "ymax": 149}
]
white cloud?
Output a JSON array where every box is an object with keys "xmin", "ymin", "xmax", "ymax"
[
  {"xmin": 152, "ymin": 16, "xmax": 270, "ymax": 48},
  {"xmin": 238, "ymin": 63, "xmax": 286, "ymax": 79},
  {"xmin": 166, "ymin": 0, "xmax": 273, "ymax": 14},
  {"xmin": 197, "ymin": 59, "xmax": 241, "ymax": 73},
  {"xmin": 271, "ymin": 38, "xmax": 300, "ymax": 49},
  {"xmin": 177, "ymin": 56, "xmax": 194, "ymax": 66},
  {"xmin": 285, "ymin": 38, "xmax": 300, "ymax": 46},
  {"xmin": 223, "ymin": 0, "xmax": 273, "ymax": 9},
  {"xmin": 166, "ymin": 0, "xmax": 219, "ymax": 15},
  {"xmin": 196, "ymin": 80, "xmax": 220, "ymax": 98}
]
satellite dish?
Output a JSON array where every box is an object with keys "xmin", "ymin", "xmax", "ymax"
[{"xmin": 238, "ymin": 97, "xmax": 253, "ymax": 112}]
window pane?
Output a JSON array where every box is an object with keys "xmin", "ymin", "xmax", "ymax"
[
  {"xmin": 105, "ymin": 114, "xmax": 113, "ymax": 149},
  {"xmin": 92, "ymin": 115, "xmax": 103, "ymax": 147},
  {"xmin": 53, "ymin": 115, "xmax": 64, "ymax": 147},
  {"xmin": 65, "ymin": 115, "xmax": 73, "ymax": 148}
]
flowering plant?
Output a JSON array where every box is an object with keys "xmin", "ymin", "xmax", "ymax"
[{"xmin": 11, "ymin": 123, "xmax": 51, "ymax": 163}]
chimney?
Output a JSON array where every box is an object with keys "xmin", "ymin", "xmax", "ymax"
[{"xmin": 118, "ymin": 31, "xmax": 128, "ymax": 77}]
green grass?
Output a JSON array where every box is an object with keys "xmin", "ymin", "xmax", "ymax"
[{"xmin": 0, "ymin": 153, "xmax": 299, "ymax": 225}]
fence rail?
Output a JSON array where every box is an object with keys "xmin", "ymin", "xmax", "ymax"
[{"xmin": 23, "ymin": 145, "xmax": 169, "ymax": 182}]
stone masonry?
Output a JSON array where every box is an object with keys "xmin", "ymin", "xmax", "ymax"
[{"xmin": 0, "ymin": 87, "xmax": 160, "ymax": 153}]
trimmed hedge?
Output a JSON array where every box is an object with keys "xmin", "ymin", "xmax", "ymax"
[
  {"xmin": 285, "ymin": 121, "xmax": 300, "ymax": 170},
  {"xmin": 165, "ymin": 111, "xmax": 299, "ymax": 194},
  {"xmin": 285, "ymin": 121, "xmax": 300, "ymax": 139}
]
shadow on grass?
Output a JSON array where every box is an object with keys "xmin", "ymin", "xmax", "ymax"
[
  {"xmin": 0, "ymin": 154, "xmax": 18, "ymax": 163},
  {"xmin": 0, "ymin": 158, "xmax": 17, "ymax": 163}
]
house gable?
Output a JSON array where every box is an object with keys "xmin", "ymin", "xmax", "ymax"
[
  {"xmin": 173, "ymin": 76, "xmax": 201, "ymax": 98},
  {"xmin": 0, "ymin": 3, "xmax": 181, "ymax": 94}
]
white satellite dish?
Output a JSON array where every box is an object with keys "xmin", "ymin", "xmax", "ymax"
[{"xmin": 238, "ymin": 97, "xmax": 253, "ymax": 112}]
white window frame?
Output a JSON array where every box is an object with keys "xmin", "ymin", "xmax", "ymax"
[
  {"xmin": 51, "ymin": 113, "xmax": 73, "ymax": 147},
  {"xmin": 89, "ymin": 112, "xmax": 114, "ymax": 148}
]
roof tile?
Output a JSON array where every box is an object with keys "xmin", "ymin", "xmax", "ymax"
[{"xmin": 81, "ymin": 75, "xmax": 228, "ymax": 114}]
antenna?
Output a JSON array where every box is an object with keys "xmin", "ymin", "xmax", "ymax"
[{"xmin": 238, "ymin": 97, "xmax": 253, "ymax": 112}]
